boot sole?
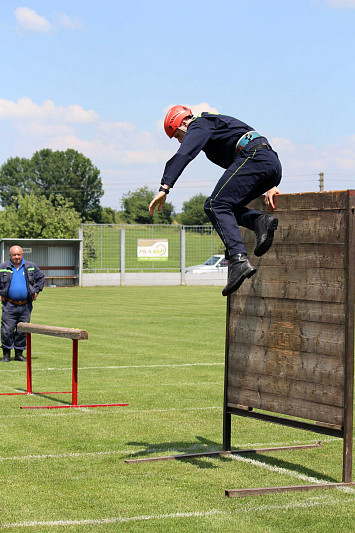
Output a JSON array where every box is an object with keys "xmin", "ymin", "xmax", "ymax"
[
  {"xmin": 222, "ymin": 265, "xmax": 257, "ymax": 297},
  {"xmin": 254, "ymin": 218, "xmax": 278, "ymax": 257}
]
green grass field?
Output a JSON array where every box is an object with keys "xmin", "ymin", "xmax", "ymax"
[{"xmin": 0, "ymin": 287, "xmax": 354, "ymax": 532}]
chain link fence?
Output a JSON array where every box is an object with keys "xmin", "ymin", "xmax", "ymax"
[{"xmin": 82, "ymin": 224, "xmax": 224, "ymax": 273}]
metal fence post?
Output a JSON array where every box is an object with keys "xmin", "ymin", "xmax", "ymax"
[
  {"xmin": 120, "ymin": 227, "xmax": 125, "ymax": 285},
  {"xmin": 100, "ymin": 225, "xmax": 103, "ymax": 270},
  {"xmin": 78, "ymin": 227, "xmax": 83, "ymax": 287},
  {"xmin": 180, "ymin": 227, "xmax": 186, "ymax": 285}
]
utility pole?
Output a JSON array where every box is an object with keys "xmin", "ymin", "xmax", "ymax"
[{"xmin": 319, "ymin": 172, "xmax": 324, "ymax": 192}]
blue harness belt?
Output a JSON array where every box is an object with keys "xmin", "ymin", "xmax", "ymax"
[{"xmin": 235, "ymin": 130, "xmax": 262, "ymax": 155}]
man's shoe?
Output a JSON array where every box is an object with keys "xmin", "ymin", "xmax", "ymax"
[
  {"xmin": 2, "ymin": 348, "xmax": 11, "ymax": 363},
  {"xmin": 14, "ymin": 350, "xmax": 26, "ymax": 362},
  {"xmin": 222, "ymin": 254, "xmax": 256, "ymax": 297},
  {"xmin": 254, "ymin": 214, "xmax": 278, "ymax": 257}
]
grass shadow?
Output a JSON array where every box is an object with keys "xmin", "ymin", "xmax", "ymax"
[
  {"xmin": 126, "ymin": 435, "xmax": 238, "ymax": 469},
  {"xmin": 16, "ymin": 390, "xmax": 73, "ymax": 406},
  {"xmin": 238, "ymin": 451, "xmax": 339, "ymax": 484},
  {"xmin": 125, "ymin": 435, "xmax": 337, "ymax": 481}
]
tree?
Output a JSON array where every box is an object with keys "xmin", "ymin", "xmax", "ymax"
[
  {"xmin": 121, "ymin": 186, "xmax": 175, "ymax": 224},
  {"xmin": 82, "ymin": 225, "xmax": 98, "ymax": 269},
  {"xmin": 0, "ymin": 149, "xmax": 104, "ymax": 221},
  {"xmin": 178, "ymin": 193, "xmax": 210, "ymax": 225},
  {"xmin": 0, "ymin": 192, "xmax": 81, "ymax": 238},
  {"xmin": 99, "ymin": 207, "xmax": 117, "ymax": 224}
]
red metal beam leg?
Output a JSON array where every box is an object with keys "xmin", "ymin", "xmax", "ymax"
[
  {"xmin": 72, "ymin": 339, "xmax": 78, "ymax": 406},
  {"xmin": 26, "ymin": 333, "xmax": 32, "ymax": 394}
]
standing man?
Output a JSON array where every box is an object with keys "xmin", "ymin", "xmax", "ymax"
[
  {"xmin": 0, "ymin": 245, "xmax": 45, "ymax": 362},
  {"xmin": 149, "ymin": 106, "xmax": 281, "ymax": 296}
]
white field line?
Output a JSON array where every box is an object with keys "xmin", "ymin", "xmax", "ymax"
[
  {"xmin": 230, "ymin": 453, "xmax": 355, "ymax": 494},
  {"xmin": 0, "ymin": 438, "xmax": 338, "ymax": 462},
  {"xmin": 0, "ymin": 405, "xmax": 222, "ymax": 420},
  {"xmin": 0, "ymin": 362, "xmax": 224, "ymax": 373},
  {"xmin": 1, "ymin": 497, "xmax": 355, "ymax": 529},
  {"xmin": 0, "ymin": 382, "xmax": 21, "ymax": 392},
  {"xmin": 0, "ymin": 383, "xmax": 223, "ymax": 396},
  {"xmin": 0, "ymin": 510, "xmax": 222, "ymax": 529}
]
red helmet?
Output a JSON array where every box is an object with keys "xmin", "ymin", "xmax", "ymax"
[{"xmin": 164, "ymin": 105, "xmax": 192, "ymax": 138}]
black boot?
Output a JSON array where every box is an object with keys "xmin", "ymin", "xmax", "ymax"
[
  {"xmin": 253, "ymin": 214, "xmax": 278, "ymax": 257},
  {"xmin": 222, "ymin": 254, "xmax": 256, "ymax": 297},
  {"xmin": 14, "ymin": 350, "xmax": 26, "ymax": 362},
  {"xmin": 2, "ymin": 348, "xmax": 11, "ymax": 363}
]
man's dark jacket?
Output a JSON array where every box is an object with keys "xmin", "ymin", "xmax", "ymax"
[{"xmin": 0, "ymin": 261, "xmax": 45, "ymax": 301}]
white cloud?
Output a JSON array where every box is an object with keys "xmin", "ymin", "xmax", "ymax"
[
  {"xmin": 0, "ymin": 98, "xmax": 98, "ymax": 123},
  {"xmin": 271, "ymin": 136, "xmax": 355, "ymax": 192},
  {"xmin": 0, "ymin": 97, "xmax": 172, "ymax": 168},
  {"xmin": 190, "ymin": 103, "xmax": 219, "ymax": 116},
  {"xmin": 55, "ymin": 12, "xmax": 83, "ymax": 30},
  {"xmin": 0, "ymin": 97, "xmax": 354, "ymax": 209},
  {"xmin": 44, "ymin": 130, "xmax": 173, "ymax": 167},
  {"xmin": 14, "ymin": 7, "xmax": 52, "ymax": 33},
  {"xmin": 272, "ymin": 136, "xmax": 355, "ymax": 172},
  {"xmin": 162, "ymin": 102, "xmax": 218, "ymax": 115}
]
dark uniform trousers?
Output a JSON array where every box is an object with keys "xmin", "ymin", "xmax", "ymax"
[
  {"xmin": 1, "ymin": 301, "xmax": 32, "ymax": 351},
  {"xmin": 204, "ymin": 142, "xmax": 282, "ymax": 259}
]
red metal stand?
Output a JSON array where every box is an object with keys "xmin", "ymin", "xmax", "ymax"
[
  {"xmin": 1, "ymin": 327, "xmax": 128, "ymax": 410},
  {"xmin": 21, "ymin": 334, "xmax": 128, "ymax": 409}
]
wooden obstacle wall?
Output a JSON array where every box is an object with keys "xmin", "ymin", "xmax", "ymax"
[{"xmin": 224, "ymin": 190, "xmax": 355, "ymax": 482}]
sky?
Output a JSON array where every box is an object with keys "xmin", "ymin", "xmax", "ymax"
[{"xmin": 0, "ymin": 0, "xmax": 354, "ymax": 212}]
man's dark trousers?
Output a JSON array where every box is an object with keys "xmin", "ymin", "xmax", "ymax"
[
  {"xmin": 1, "ymin": 301, "xmax": 32, "ymax": 351},
  {"xmin": 204, "ymin": 143, "xmax": 282, "ymax": 259}
]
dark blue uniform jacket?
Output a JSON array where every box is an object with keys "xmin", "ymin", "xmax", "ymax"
[
  {"xmin": 0, "ymin": 261, "xmax": 45, "ymax": 301},
  {"xmin": 161, "ymin": 112, "xmax": 256, "ymax": 188}
]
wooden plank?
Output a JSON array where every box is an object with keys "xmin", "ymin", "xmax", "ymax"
[
  {"xmin": 247, "ymin": 190, "xmax": 350, "ymax": 212},
  {"xmin": 227, "ymin": 388, "xmax": 344, "ymax": 425},
  {"xmin": 227, "ymin": 373, "xmax": 344, "ymax": 408},
  {"xmin": 229, "ymin": 315, "xmax": 345, "ymax": 357},
  {"xmin": 236, "ymin": 267, "xmax": 345, "ymax": 302},
  {"xmin": 17, "ymin": 323, "xmax": 88, "ymax": 340},
  {"xmin": 228, "ymin": 345, "xmax": 344, "ymax": 386},
  {"xmin": 242, "ymin": 212, "xmax": 346, "ymax": 245},
  {"xmin": 230, "ymin": 297, "xmax": 345, "ymax": 325},
  {"xmin": 273, "ymin": 190, "xmax": 350, "ymax": 212},
  {"xmin": 241, "ymin": 243, "xmax": 346, "ymax": 270}
]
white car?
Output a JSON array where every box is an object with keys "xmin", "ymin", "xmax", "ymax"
[{"xmin": 185, "ymin": 255, "xmax": 229, "ymax": 274}]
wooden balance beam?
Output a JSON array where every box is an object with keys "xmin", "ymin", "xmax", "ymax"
[{"xmin": 3, "ymin": 322, "xmax": 128, "ymax": 410}]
